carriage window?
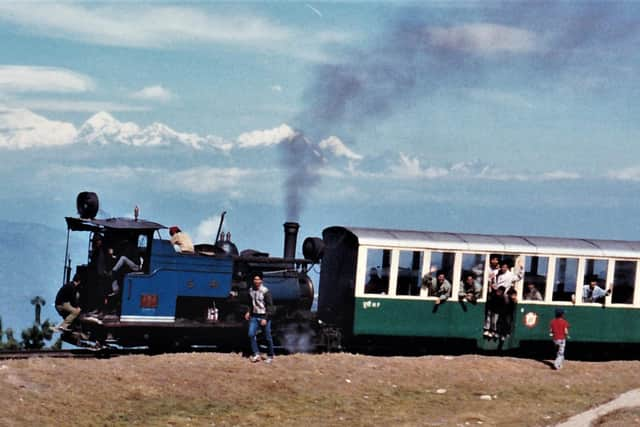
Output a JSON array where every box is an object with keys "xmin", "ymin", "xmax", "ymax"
[
  {"xmin": 553, "ymin": 258, "xmax": 578, "ymax": 302},
  {"xmin": 460, "ymin": 253, "xmax": 485, "ymax": 301},
  {"xmin": 582, "ymin": 259, "xmax": 608, "ymax": 303},
  {"xmin": 425, "ymin": 251, "xmax": 455, "ymax": 298},
  {"xmin": 396, "ymin": 250, "xmax": 423, "ymax": 296},
  {"xmin": 524, "ymin": 256, "xmax": 548, "ymax": 301},
  {"xmin": 365, "ymin": 249, "xmax": 390, "ymax": 294},
  {"xmin": 612, "ymin": 261, "xmax": 636, "ymax": 304}
]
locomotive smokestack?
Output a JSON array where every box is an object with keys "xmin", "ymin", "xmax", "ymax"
[{"xmin": 283, "ymin": 222, "xmax": 299, "ymax": 259}]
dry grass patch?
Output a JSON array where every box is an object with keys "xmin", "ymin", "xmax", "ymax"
[{"xmin": 0, "ymin": 353, "xmax": 639, "ymax": 426}]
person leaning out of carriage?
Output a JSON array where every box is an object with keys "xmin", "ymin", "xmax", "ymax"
[
  {"xmin": 582, "ymin": 276, "xmax": 611, "ymax": 303},
  {"xmin": 430, "ymin": 271, "xmax": 452, "ymax": 305},
  {"xmin": 458, "ymin": 272, "xmax": 482, "ymax": 304}
]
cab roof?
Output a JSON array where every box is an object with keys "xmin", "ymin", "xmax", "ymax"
[{"xmin": 65, "ymin": 216, "xmax": 166, "ymax": 233}]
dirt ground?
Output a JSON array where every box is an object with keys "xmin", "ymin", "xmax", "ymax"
[{"xmin": 0, "ymin": 352, "xmax": 639, "ymax": 427}]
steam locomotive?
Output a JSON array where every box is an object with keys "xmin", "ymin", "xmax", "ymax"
[{"xmin": 61, "ymin": 192, "xmax": 322, "ymax": 351}]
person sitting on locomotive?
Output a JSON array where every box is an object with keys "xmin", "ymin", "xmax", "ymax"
[
  {"xmin": 54, "ymin": 274, "xmax": 82, "ymax": 332},
  {"xmin": 169, "ymin": 226, "xmax": 195, "ymax": 254},
  {"xmin": 109, "ymin": 241, "xmax": 141, "ymax": 295},
  {"xmin": 524, "ymin": 282, "xmax": 543, "ymax": 301},
  {"xmin": 245, "ymin": 271, "xmax": 275, "ymax": 363},
  {"xmin": 458, "ymin": 272, "xmax": 482, "ymax": 303},
  {"xmin": 430, "ymin": 271, "xmax": 452, "ymax": 304},
  {"xmin": 87, "ymin": 234, "xmax": 114, "ymax": 311},
  {"xmin": 582, "ymin": 276, "xmax": 611, "ymax": 303}
]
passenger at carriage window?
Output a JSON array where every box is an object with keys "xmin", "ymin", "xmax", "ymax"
[
  {"xmin": 582, "ymin": 276, "xmax": 611, "ymax": 303},
  {"xmin": 365, "ymin": 268, "xmax": 387, "ymax": 294},
  {"xmin": 524, "ymin": 283, "xmax": 543, "ymax": 301},
  {"xmin": 458, "ymin": 273, "xmax": 482, "ymax": 303},
  {"xmin": 430, "ymin": 271, "xmax": 452, "ymax": 304},
  {"xmin": 169, "ymin": 226, "xmax": 195, "ymax": 254},
  {"xmin": 488, "ymin": 255, "xmax": 501, "ymax": 289},
  {"xmin": 495, "ymin": 261, "xmax": 524, "ymax": 292}
]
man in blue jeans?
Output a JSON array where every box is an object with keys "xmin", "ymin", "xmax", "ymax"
[{"xmin": 245, "ymin": 271, "xmax": 275, "ymax": 363}]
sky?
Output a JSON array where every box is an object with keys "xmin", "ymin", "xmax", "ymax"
[{"xmin": 3, "ymin": 1, "xmax": 640, "ymax": 260}]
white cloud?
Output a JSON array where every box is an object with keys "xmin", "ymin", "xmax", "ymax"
[
  {"xmin": 170, "ymin": 167, "xmax": 262, "ymax": 194},
  {"xmin": 540, "ymin": 171, "xmax": 581, "ymax": 180},
  {"xmin": 270, "ymin": 85, "xmax": 283, "ymax": 93},
  {"xmin": 389, "ymin": 153, "xmax": 449, "ymax": 178},
  {"xmin": 194, "ymin": 214, "xmax": 224, "ymax": 243},
  {"xmin": 608, "ymin": 167, "xmax": 640, "ymax": 182},
  {"xmin": 0, "ymin": 4, "xmax": 354, "ymax": 62},
  {"xmin": 131, "ymin": 85, "xmax": 173, "ymax": 102},
  {"xmin": 0, "ymin": 4, "xmax": 291, "ymax": 48},
  {"xmin": 0, "ymin": 65, "xmax": 94, "ymax": 93},
  {"xmin": 0, "ymin": 106, "xmax": 77, "ymax": 149},
  {"xmin": 10, "ymin": 99, "xmax": 150, "ymax": 113},
  {"xmin": 428, "ymin": 23, "xmax": 540, "ymax": 55},
  {"xmin": 237, "ymin": 124, "xmax": 297, "ymax": 148},
  {"xmin": 385, "ymin": 154, "xmax": 581, "ymax": 182},
  {"xmin": 466, "ymin": 88, "xmax": 535, "ymax": 110},
  {"xmin": 318, "ymin": 136, "xmax": 363, "ymax": 160}
]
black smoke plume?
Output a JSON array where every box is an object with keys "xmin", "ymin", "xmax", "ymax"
[{"xmin": 282, "ymin": 3, "xmax": 640, "ymax": 219}]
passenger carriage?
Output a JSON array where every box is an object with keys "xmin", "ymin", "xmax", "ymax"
[{"xmin": 316, "ymin": 226, "xmax": 640, "ymax": 352}]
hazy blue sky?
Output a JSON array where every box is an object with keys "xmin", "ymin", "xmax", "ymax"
[{"xmin": 2, "ymin": 1, "xmax": 640, "ymax": 257}]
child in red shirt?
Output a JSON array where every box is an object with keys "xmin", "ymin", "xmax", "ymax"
[{"xmin": 549, "ymin": 308, "xmax": 570, "ymax": 370}]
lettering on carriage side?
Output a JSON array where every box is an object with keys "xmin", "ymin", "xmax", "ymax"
[
  {"xmin": 362, "ymin": 300, "xmax": 381, "ymax": 309},
  {"xmin": 523, "ymin": 312, "xmax": 538, "ymax": 328}
]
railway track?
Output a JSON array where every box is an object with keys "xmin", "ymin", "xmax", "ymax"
[{"xmin": 0, "ymin": 348, "xmax": 148, "ymax": 360}]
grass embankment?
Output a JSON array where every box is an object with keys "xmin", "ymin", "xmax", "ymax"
[{"xmin": 1, "ymin": 353, "xmax": 639, "ymax": 426}]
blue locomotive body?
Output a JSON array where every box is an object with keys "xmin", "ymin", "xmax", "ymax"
[{"xmin": 120, "ymin": 239, "xmax": 234, "ymax": 323}]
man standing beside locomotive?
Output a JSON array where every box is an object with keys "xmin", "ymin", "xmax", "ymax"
[{"xmin": 245, "ymin": 271, "xmax": 275, "ymax": 363}]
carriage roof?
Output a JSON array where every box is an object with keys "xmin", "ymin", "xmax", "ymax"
[
  {"xmin": 65, "ymin": 216, "xmax": 166, "ymax": 233},
  {"xmin": 327, "ymin": 226, "xmax": 640, "ymax": 258}
]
